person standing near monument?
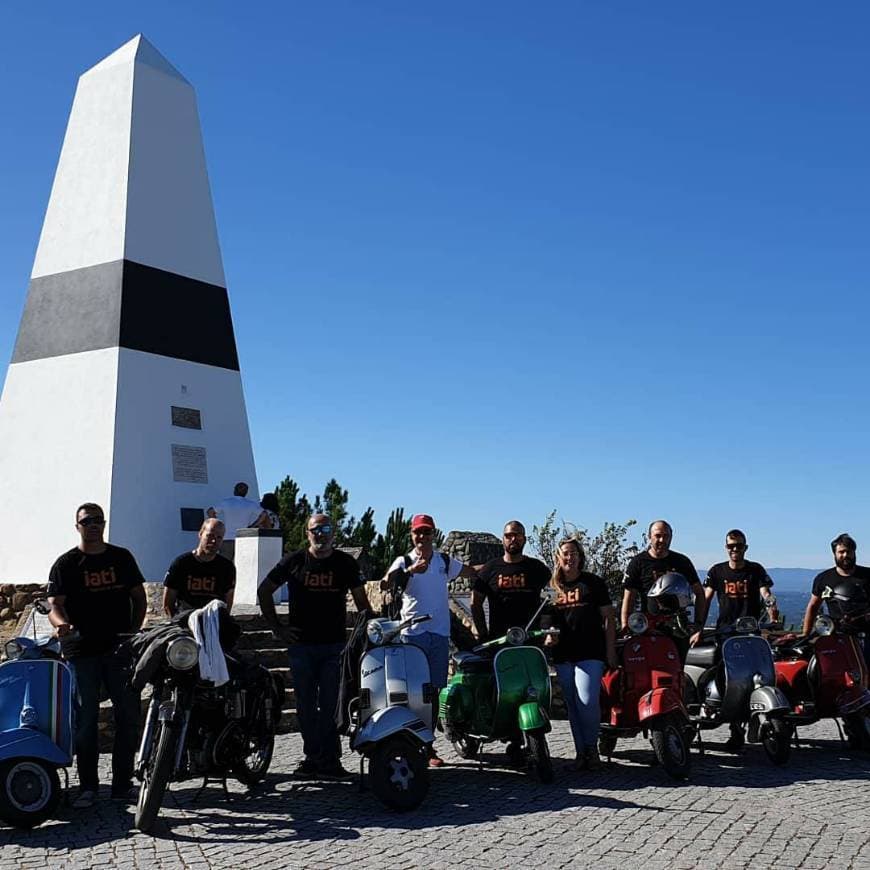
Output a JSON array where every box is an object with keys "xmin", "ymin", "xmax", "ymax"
[
  {"xmin": 46, "ymin": 503, "xmax": 147, "ymax": 808},
  {"xmin": 163, "ymin": 518, "xmax": 236, "ymax": 615},
  {"xmin": 207, "ymin": 482, "xmax": 263, "ymax": 560},
  {"xmin": 384, "ymin": 513, "xmax": 479, "ymax": 767},
  {"xmin": 257, "ymin": 513, "xmax": 371, "ymax": 779}
]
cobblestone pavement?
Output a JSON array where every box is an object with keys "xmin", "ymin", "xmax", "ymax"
[{"xmin": 2, "ymin": 719, "xmax": 869, "ymax": 870}]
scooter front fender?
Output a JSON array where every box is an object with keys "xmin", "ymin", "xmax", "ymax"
[
  {"xmin": 837, "ymin": 687, "xmax": 870, "ymax": 716},
  {"xmin": 0, "ymin": 729, "xmax": 70, "ymax": 766},
  {"xmin": 749, "ymin": 685, "xmax": 790, "ymax": 716},
  {"xmin": 352, "ymin": 705, "xmax": 433, "ymax": 751},
  {"xmin": 638, "ymin": 687, "xmax": 685, "ymax": 724},
  {"xmin": 518, "ymin": 702, "xmax": 550, "ymax": 734}
]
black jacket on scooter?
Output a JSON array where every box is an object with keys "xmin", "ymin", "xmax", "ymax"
[{"xmin": 336, "ymin": 611, "xmax": 371, "ymax": 735}]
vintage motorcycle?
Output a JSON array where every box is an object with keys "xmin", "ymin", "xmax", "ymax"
[
  {"xmin": 599, "ymin": 611, "xmax": 692, "ymax": 779},
  {"xmin": 346, "ymin": 614, "xmax": 435, "ymax": 811},
  {"xmin": 773, "ymin": 584, "xmax": 870, "ymax": 750},
  {"xmin": 684, "ymin": 616, "xmax": 793, "ymax": 764},
  {"xmin": 131, "ymin": 606, "xmax": 283, "ymax": 832},
  {"xmin": 439, "ymin": 600, "xmax": 558, "ymax": 783},
  {"xmin": 0, "ymin": 601, "xmax": 75, "ymax": 828}
]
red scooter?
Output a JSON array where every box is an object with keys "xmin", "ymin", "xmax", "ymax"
[
  {"xmin": 773, "ymin": 611, "xmax": 870, "ymax": 750},
  {"xmin": 598, "ymin": 612, "xmax": 691, "ymax": 779}
]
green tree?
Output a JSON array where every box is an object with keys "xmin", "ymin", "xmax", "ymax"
[{"xmin": 370, "ymin": 507, "xmax": 412, "ymax": 579}]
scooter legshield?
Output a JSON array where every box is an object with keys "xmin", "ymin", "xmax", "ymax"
[
  {"xmin": 517, "ymin": 702, "xmax": 550, "ymax": 733},
  {"xmin": 0, "ymin": 729, "xmax": 71, "ymax": 766}
]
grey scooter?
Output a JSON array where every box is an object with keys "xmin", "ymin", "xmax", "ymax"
[{"xmin": 348, "ymin": 614, "xmax": 435, "ymax": 811}]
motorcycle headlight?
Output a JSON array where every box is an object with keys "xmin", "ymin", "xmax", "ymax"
[
  {"xmin": 366, "ymin": 620, "xmax": 385, "ymax": 646},
  {"xmin": 3, "ymin": 639, "xmax": 23, "ymax": 661},
  {"xmin": 627, "ymin": 613, "xmax": 648, "ymax": 635},
  {"xmin": 166, "ymin": 637, "xmax": 199, "ymax": 670},
  {"xmin": 814, "ymin": 615, "xmax": 835, "ymax": 637}
]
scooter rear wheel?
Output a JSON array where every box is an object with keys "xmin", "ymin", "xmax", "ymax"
[{"xmin": 0, "ymin": 758, "xmax": 60, "ymax": 829}]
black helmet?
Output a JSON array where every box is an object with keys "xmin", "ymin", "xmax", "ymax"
[
  {"xmin": 822, "ymin": 580, "xmax": 870, "ymax": 620},
  {"xmin": 647, "ymin": 571, "xmax": 693, "ymax": 613}
]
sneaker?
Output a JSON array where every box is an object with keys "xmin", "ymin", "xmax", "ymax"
[
  {"xmin": 292, "ymin": 758, "xmax": 319, "ymax": 778},
  {"xmin": 585, "ymin": 748, "xmax": 603, "ymax": 771},
  {"xmin": 72, "ymin": 789, "xmax": 97, "ymax": 809},
  {"xmin": 318, "ymin": 761, "xmax": 352, "ymax": 780},
  {"xmin": 427, "ymin": 747, "xmax": 445, "ymax": 768}
]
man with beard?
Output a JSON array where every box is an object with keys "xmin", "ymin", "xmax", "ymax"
[
  {"xmin": 803, "ymin": 534, "xmax": 870, "ymax": 661},
  {"xmin": 258, "ymin": 513, "xmax": 371, "ymax": 779},
  {"xmin": 470, "ymin": 520, "xmax": 551, "ymax": 764},
  {"xmin": 621, "ymin": 520, "xmax": 707, "ymax": 646}
]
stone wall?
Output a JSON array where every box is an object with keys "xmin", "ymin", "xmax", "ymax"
[
  {"xmin": 442, "ymin": 531, "xmax": 502, "ymax": 592},
  {"xmin": 0, "ymin": 582, "xmax": 47, "ymax": 624}
]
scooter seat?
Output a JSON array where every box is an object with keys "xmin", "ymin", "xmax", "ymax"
[
  {"xmin": 453, "ymin": 652, "xmax": 492, "ymax": 674},
  {"xmin": 685, "ymin": 643, "xmax": 717, "ymax": 668}
]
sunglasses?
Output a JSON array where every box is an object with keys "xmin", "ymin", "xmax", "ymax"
[
  {"xmin": 308, "ymin": 525, "xmax": 333, "ymax": 535},
  {"xmin": 726, "ymin": 543, "xmax": 746, "ymax": 551},
  {"xmin": 412, "ymin": 528, "xmax": 434, "ymax": 536},
  {"xmin": 78, "ymin": 517, "xmax": 105, "ymax": 527}
]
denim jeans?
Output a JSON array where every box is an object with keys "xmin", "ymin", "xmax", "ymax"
[
  {"xmin": 287, "ymin": 642, "xmax": 344, "ymax": 765},
  {"xmin": 400, "ymin": 632, "xmax": 449, "ymax": 689},
  {"xmin": 70, "ymin": 651, "xmax": 141, "ymax": 792},
  {"xmin": 554, "ymin": 659, "xmax": 606, "ymax": 755}
]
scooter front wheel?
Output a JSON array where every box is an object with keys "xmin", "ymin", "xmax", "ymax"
[
  {"xmin": 760, "ymin": 719, "xmax": 791, "ymax": 766},
  {"xmin": 650, "ymin": 716, "xmax": 691, "ymax": 780},
  {"xmin": 843, "ymin": 711, "xmax": 870, "ymax": 751},
  {"xmin": 0, "ymin": 758, "xmax": 60, "ymax": 828},
  {"xmin": 526, "ymin": 730, "xmax": 554, "ymax": 783},
  {"xmin": 368, "ymin": 736, "xmax": 429, "ymax": 812}
]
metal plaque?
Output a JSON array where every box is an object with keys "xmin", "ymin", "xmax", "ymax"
[
  {"xmin": 171, "ymin": 444, "xmax": 208, "ymax": 484},
  {"xmin": 171, "ymin": 406, "xmax": 202, "ymax": 430},
  {"xmin": 180, "ymin": 507, "xmax": 205, "ymax": 531}
]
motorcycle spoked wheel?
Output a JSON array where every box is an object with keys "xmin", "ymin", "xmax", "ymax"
[
  {"xmin": 368, "ymin": 736, "xmax": 429, "ymax": 812},
  {"xmin": 525, "ymin": 730, "xmax": 554, "ymax": 784},
  {"xmin": 843, "ymin": 711, "xmax": 870, "ymax": 751},
  {"xmin": 759, "ymin": 719, "xmax": 792, "ymax": 766},
  {"xmin": 232, "ymin": 710, "xmax": 277, "ymax": 786},
  {"xmin": 0, "ymin": 758, "xmax": 60, "ymax": 829},
  {"xmin": 649, "ymin": 716, "xmax": 691, "ymax": 780},
  {"xmin": 452, "ymin": 735, "xmax": 480, "ymax": 759},
  {"xmin": 135, "ymin": 721, "xmax": 178, "ymax": 833}
]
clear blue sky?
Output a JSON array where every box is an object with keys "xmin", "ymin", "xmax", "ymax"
[{"xmin": 1, "ymin": 2, "xmax": 867, "ymax": 569}]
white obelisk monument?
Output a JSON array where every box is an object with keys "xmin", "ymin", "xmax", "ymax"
[{"xmin": 0, "ymin": 35, "xmax": 258, "ymax": 582}]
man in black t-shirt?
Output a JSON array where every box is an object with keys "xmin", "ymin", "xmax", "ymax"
[
  {"xmin": 163, "ymin": 519, "xmax": 236, "ymax": 615},
  {"xmin": 702, "ymin": 529, "xmax": 774, "ymax": 629},
  {"xmin": 47, "ymin": 502, "xmax": 147, "ymax": 808},
  {"xmin": 258, "ymin": 513, "xmax": 371, "ymax": 779},
  {"xmin": 701, "ymin": 528, "xmax": 774, "ymax": 752},
  {"xmin": 803, "ymin": 534, "xmax": 870, "ymax": 662},
  {"xmin": 621, "ymin": 520, "xmax": 706, "ymax": 634},
  {"xmin": 471, "ymin": 520, "xmax": 551, "ymax": 642}
]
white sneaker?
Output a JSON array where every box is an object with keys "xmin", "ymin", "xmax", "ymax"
[{"xmin": 72, "ymin": 789, "xmax": 97, "ymax": 809}]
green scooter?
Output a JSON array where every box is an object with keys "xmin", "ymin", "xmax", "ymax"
[{"xmin": 438, "ymin": 600, "xmax": 557, "ymax": 782}]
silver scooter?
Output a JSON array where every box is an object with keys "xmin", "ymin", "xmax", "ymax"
[
  {"xmin": 348, "ymin": 614, "xmax": 435, "ymax": 811},
  {"xmin": 684, "ymin": 616, "xmax": 793, "ymax": 764}
]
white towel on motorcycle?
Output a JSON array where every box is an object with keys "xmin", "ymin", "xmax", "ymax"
[{"xmin": 188, "ymin": 600, "xmax": 230, "ymax": 686}]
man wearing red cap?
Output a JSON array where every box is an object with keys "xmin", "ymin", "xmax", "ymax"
[{"xmin": 385, "ymin": 513, "xmax": 478, "ymax": 767}]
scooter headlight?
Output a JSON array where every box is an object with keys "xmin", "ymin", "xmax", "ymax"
[
  {"xmin": 3, "ymin": 640, "xmax": 23, "ymax": 661},
  {"xmin": 627, "ymin": 613, "xmax": 648, "ymax": 635},
  {"xmin": 814, "ymin": 615, "xmax": 835, "ymax": 637},
  {"xmin": 506, "ymin": 627, "xmax": 527, "ymax": 646},
  {"xmin": 166, "ymin": 637, "xmax": 199, "ymax": 670},
  {"xmin": 735, "ymin": 616, "xmax": 758, "ymax": 633},
  {"xmin": 366, "ymin": 620, "xmax": 385, "ymax": 646}
]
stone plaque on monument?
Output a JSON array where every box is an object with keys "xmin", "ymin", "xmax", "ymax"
[
  {"xmin": 171, "ymin": 444, "xmax": 208, "ymax": 483},
  {"xmin": 171, "ymin": 405, "xmax": 202, "ymax": 429}
]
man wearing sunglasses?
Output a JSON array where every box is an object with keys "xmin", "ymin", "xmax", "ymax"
[
  {"xmin": 258, "ymin": 513, "xmax": 370, "ymax": 779},
  {"xmin": 384, "ymin": 513, "xmax": 479, "ymax": 767},
  {"xmin": 700, "ymin": 528, "xmax": 774, "ymax": 752},
  {"xmin": 47, "ymin": 503, "xmax": 147, "ymax": 808}
]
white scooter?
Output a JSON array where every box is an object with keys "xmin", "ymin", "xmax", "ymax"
[{"xmin": 348, "ymin": 614, "xmax": 435, "ymax": 811}]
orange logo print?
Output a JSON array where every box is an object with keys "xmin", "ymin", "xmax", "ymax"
[
  {"xmin": 724, "ymin": 580, "xmax": 748, "ymax": 598},
  {"xmin": 497, "ymin": 573, "xmax": 527, "ymax": 590},
  {"xmin": 557, "ymin": 587, "xmax": 582, "ymax": 607},
  {"xmin": 189, "ymin": 575, "xmax": 216, "ymax": 593},
  {"xmin": 305, "ymin": 571, "xmax": 334, "ymax": 588},
  {"xmin": 83, "ymin": 567, "xmax": 118, "ymax": 588}
]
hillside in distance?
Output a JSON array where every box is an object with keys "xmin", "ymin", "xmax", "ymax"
[{"xmin": 767, "ymin": 568, "xmax": 821, "ymax": 591}]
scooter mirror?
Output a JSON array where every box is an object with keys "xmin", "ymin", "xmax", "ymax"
[
  {"xmin": 34, "ymin": 599, "xmax": 51, "ymax": 616},
  {"xmin": 734, "ymin": 616, "xmax": 758, "ymax": 633}
]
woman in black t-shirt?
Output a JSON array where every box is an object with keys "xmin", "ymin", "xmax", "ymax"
[{"xmin": 545, "ymin": 539, "xmax": 617, "ymax": 771}]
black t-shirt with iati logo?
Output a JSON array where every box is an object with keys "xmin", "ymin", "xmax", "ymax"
[
  {"xmin": 622, "ymin": 550, "xmax": 700, "ymax": 612},
  {"xmin": 47, "ymin": 544, "xmax": 145, "ymax": 656},
  {"xmin": 811, "ymin": 565, "xmax": 870, "ymax": 599},
  {"xmin": 705, "ymin": 561, "xmax": 773, "ymax": 626},
  {"xmin": 546, "ymin": 572, "xmax": 612, "ymax": 664},
  {"xmin": 474, "ymin": 556, "xmax": 551, "ymax": 638},
  {"xmin": 265, "ymin": 548, "xmax": 362, "ymax": 644},
  {"xmin": 163, "ymin": 552, "xmax": 236, "ymax": 612}
]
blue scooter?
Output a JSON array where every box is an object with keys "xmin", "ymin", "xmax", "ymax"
[{"xmin": 0, "ymin": 601, "xmax": 76, "ymax": 828}]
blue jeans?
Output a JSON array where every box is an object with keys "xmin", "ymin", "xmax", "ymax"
[
  {"xmin": 70, "ymin": 651, "xmax": 141, "ymax": 792},
  {"xmin": 555, "ymin": 659, "xmax": 605, "ymax": 755},
  {"xmin": 287, "ymin": 642, "xmax": 344, "ymax": 765},
  {"xmin": 401, "ymin": 632, "xmax": 449, "ymax": 689}
]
